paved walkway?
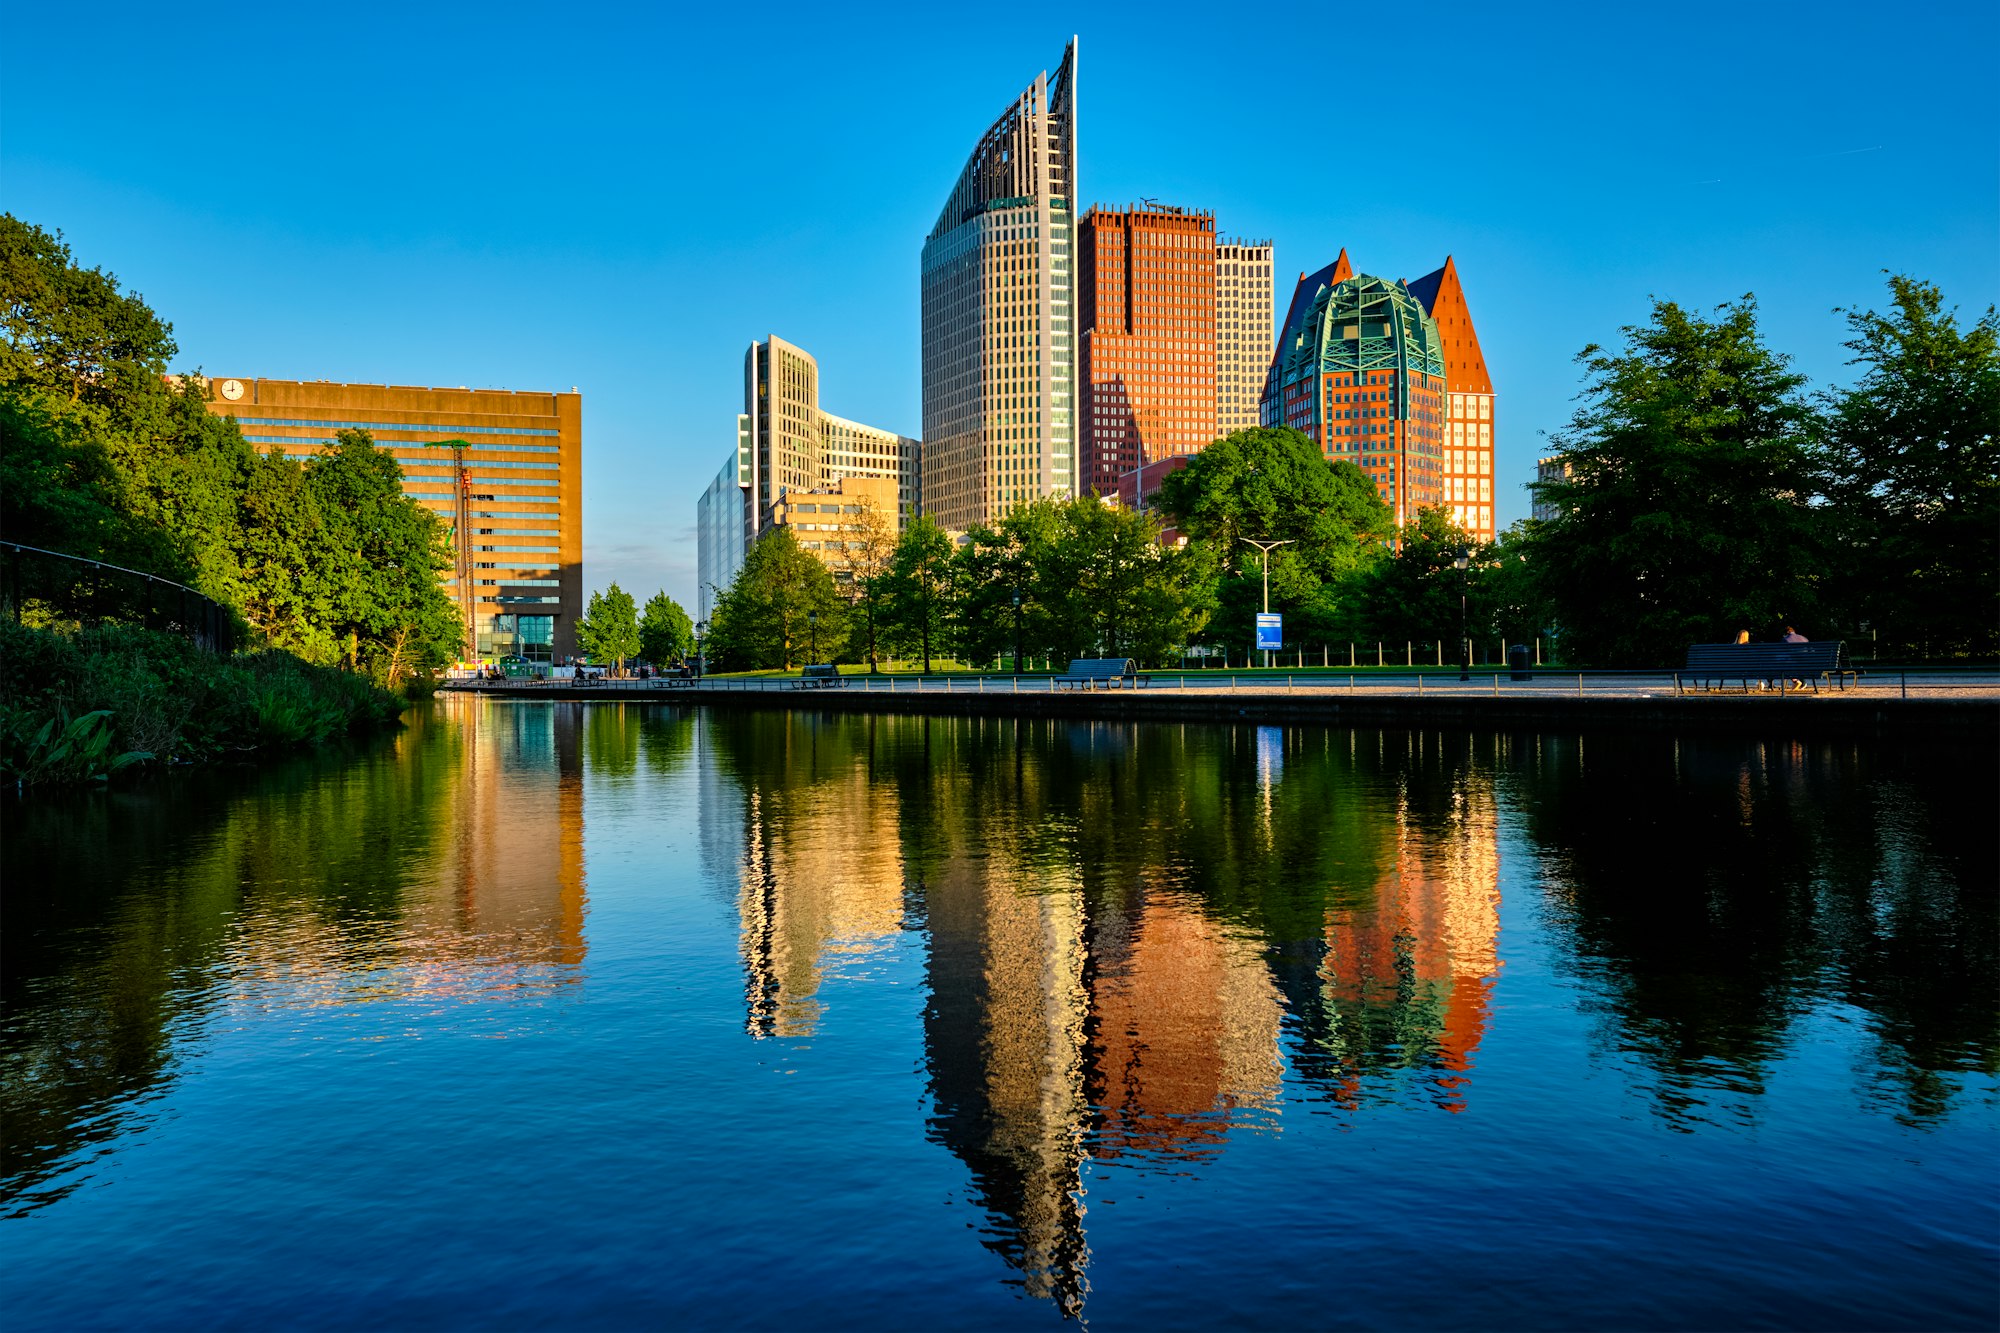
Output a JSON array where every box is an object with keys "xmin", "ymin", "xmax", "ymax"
[{"xmin": 451, "ymin": 670, "xmax": 1999, "ymax": 702}]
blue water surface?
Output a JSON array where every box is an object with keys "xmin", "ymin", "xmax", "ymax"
[{"xmin": 3, "ymin": 699, "xmax": 1994, "ymax": 1329}]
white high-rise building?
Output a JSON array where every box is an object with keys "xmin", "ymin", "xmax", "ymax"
[
  {"xmin": 1214, "ymin": 239, "xmax": 1274, "ymax": 436},
  {"xmin": 920, "ymin": 38, "xmax": 1078, "ymax": 532}
]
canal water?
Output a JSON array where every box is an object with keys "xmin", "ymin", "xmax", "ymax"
[{"xmin": 3, "ymin": 698, "xmax": 1995, "ymax": 1329}]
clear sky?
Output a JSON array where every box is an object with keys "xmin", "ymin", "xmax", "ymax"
[{"xmin": 5, "ymin": 1, "xmax": 1994, "ymax": 610}]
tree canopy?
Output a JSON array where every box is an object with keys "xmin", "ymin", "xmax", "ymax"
[
  {"xmin": 0, "ymin": 214, "xmax": 463, "ymax": 684},
  {"xmin": 1525, "ymin": 295, "xmax": 1823, "ymax": 665},
  {"xmin": 638, "ymin": 590, "xmax": 694, "ymax": 665},
  {"xmin": 578, "ymin": 583, "xmax": 641, "ymax": 669},
  {"xmin": 707, "ymin": 529, "xmax": 847, "ymax": 670}
]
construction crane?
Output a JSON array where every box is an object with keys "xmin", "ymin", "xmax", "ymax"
[{"xmin": 424, "ymin": 438, "xmax": 477, "ymax": 661}]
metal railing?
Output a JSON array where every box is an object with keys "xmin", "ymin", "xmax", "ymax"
[
  {"xmin": 443, "ymin": 665, "xmax": 2000, "ymax": 700},
  {"xmin": 2, "ymin": 540, "xmax": 236, "ymax": 653}
]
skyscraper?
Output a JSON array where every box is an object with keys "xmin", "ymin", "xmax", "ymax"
[
  {"xmin": 1407, "ymin": 258, "xmax": 1497, "ymax": 540},
  {"xmin": 1214, "ymin": 238, "xmax": 1274, "ymax": 435},
  {"xmin": 1262, "ymin": 251, "xmax": 1496, "ymax": 537},
  {"xmin": 1263, "ymin": 253, "xmax": 1448, "ymax": 526},
  {"xmin": 920, "ymin": 38, "xmax": 1078, "ymax": 531},
  {"xmin": 1077, "ymin": 203, "xmax": 1217, "ymax": 499},
  {"xmin": 697, "ymin": 336, "xmax": 917, "ymax": 613}
]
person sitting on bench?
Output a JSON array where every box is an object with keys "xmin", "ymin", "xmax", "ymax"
[{"xmin": 1781, "ymin": 626, "xmax": 1808, "ymax": 643}]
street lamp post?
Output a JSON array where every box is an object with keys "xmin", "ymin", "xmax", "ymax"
[
  {"xmin": 1239, "ymin": 537, "xmax": 1294, "ymax": 669},
  {"xmin": 1011, "ymin": 589, "xmax": 1023, "ymax": 674},
  {"xmin": 694, "ymin": 619, "xmax": 708, "ymax": 679},
  {"xmin": 808, "ymin": 610, "xmax": 819, "ymax": 665},
  {"xmin": 1454, "ymin": 548, "xmax": 1471, "ymax": 681}
]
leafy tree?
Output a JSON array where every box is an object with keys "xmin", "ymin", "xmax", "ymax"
[
  {"xmin": 1819, "ymin": 275, "xmax": 2000, "ymax": 656},
  {"xmin": 304, "ymin": 430, "xmax": 461, "ymax": 680},
  {"xmin": 707, "ymin": 529, "xmax": 847, "ymax": 670},
  {"xmin": 838, "ymin": 501, "xmax": 899, "ymax": 670},
  {"xmin": 1153, "ymin": 426, "xmax": 1392, "ymax": 654},
  {"xmin": 1527, "ymin": 296, "xmax": 1823, "ymax": 666},
  {"xmin": 577, "ymin": 582, "xmax": 641, "ymax": 673},
  {"xmin": 1, "ymin": 215, "xmax": 461, "ymax": 686},
  {"xmin": 881, "ymin": 515, "xmax": 955, "ymax": 671},
  {"xmin": 0, "ymin": 215, "xmax": 175, "ymax": 413},
  {"xmin": 638, "ymin": 590, "xmax": 694, "ymax": 665},
  {"xmin": 1353, "ymin": 507, "xmax": 1479, "ymax": 647}
]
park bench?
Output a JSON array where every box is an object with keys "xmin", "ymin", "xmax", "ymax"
[
  {"xmin": 1053, "ymin": 658, "xmax": 1150, "ymax": 691},
  {"xmin": 659, "ymin": 666, "xmax": 696, "ymax": 688},
  {"xmin": 1677, "ymin": 641, "xmax": 1856, "ymax": 694},
  {"xmin": 794, "ymin": 664, "xmax": 844, "ymax": 690}
]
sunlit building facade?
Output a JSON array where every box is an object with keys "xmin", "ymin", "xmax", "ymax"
[
  {"xmin": 1214, "ymin": 238, "xmax": 1274, "ymax": 435},
  {"xmin": 920, "ymin": 38, "xmax": 1079, "ymax": 529},
  {"xmin": 698, "ymin": 337, "xmax": 916, "ymax": 611},
  {"xmin": 202, "ymin": 376, "xmax": 582, "ymax": 663},
  {"xmin": 1077, "ymin": 203, "xmax": 1218, "ymax": 498},
  {"xmin": 1407, "ymin": 258, "xmax": 1498, "ymax": 539},
  {"xmin": 1261, "ymin": 254, "xmax": 1448, "ymax": 526},
  {"xmin": 1260, "ymin": 253, "xmax": 1497, "ymax": 538}
]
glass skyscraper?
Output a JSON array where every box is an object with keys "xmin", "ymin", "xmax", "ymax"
[{"xmin": 920, "ymin": 38, "xmax": 1078, "ymax": 532}]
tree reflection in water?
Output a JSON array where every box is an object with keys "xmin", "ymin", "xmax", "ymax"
[{"xmin": 1, "ymin": 702, "xmax": 592, "ymax": 1215}]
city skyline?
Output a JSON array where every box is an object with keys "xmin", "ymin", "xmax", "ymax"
[{"xmin": 5, "ymin": 2, "xmax": 1992, "ymax": 611}]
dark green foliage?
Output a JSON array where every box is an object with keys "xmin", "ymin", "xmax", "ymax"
[
  {"xmin": 0, "ymin": 619, "xmax": 405, "ymax": 784},
  {"xmin": 1154, "ymin": 427, "xmax": 1393, "ymax": 651},
  {"xmin": 707, "ymin": 529, "xmax": 848, "ymax": 670},
  {"xmin": 954, "ymin": 496, "xmax": 1209, "ymax": 667},
  {"xmin": 1, "ymin": 214, "xmax": 460, "ymax": 686},
  {"xmin": 638, "ymin": 590, "xmax": 694, "ymax": 665},
  {"xmin": 880, "ymin": 516, "xmax": 954, "ymax": 671},
  {"xmin": 1818, "ymin": 276, "xmax": 2000, "ymax": 656},
  {"xmin": 577, "ymin": 582, "xmax": 641, "ymax": 670},
  {"xmin": 1527, "ymin": 296, "xmax": 1824, "ymax": 665}
]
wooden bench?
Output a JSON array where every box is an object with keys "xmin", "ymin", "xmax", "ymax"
[
  {"xmin": 659, "ymin": 667, "xmax": 696, "ymax": 688},
  {"xmin": 794, "ymin": 664, "xmax": 844, "ymax": 690},
  {"xmin": 1054, "ymin": 658, "xmax": 1150, "ymax": 691},
  {"xmin": 1678, "ymin": 642, "xmax": 1856, "ymax": 694}
]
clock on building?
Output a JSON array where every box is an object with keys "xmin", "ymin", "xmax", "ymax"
[{"xmin": 219, "ymin": 379, "xmax": 245, "ymax": 401}]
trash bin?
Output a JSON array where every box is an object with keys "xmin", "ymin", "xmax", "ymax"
[{"xmin": 1508, "ymin": 644, "xmax": 1532, "ymax": 681}]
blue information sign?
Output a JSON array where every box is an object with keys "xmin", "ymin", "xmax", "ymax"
[{"xmin": 1254, "ymin": 613, "xmax": 1283, "ymax": 651}]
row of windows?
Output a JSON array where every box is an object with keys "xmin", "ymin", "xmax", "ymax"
[{"xmin": 234, "ymin": 418, "xmax": 559, "ymax": 437}]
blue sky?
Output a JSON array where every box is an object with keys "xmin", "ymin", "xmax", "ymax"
[{"xmin": 5, "ymin": 1, "xmax": 1994, "ymax": 608}]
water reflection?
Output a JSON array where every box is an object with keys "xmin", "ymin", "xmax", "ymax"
[
  {"xmin": 5, "ymin": 702, "xmax": 1991, "ymax": 1326},
  {"xmin": 700, "ymin": 712, "xmax": 1993, "ymax": 1315},
  {"xmin": 1, "ymin": 702, "xmax": 590, "ymax": 1213},
  {"xmin": 1518, "ymin": 733, "xmax": 1997, "ymax": 1127},
  {"xmin": 705, "ymin": 716, "xmax": 1513, "ymax": 1309}
]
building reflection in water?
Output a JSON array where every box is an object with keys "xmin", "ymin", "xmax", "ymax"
[
  {"xmin": 706, "ymin": 713, "xmax": 1502, "ymax": 1316},
  {"xmin": 0, "ymin": 699, "xmax": 590, "ymax": 1212}
]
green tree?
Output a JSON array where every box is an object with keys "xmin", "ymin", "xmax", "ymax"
[
  {"xmin": 881, "ymin": 515, "xmax": 955, "ymax": 671},
  {"xmin": 707, "ymin": 529, "xmax": 846, "ymax": 670},
  {"xmin": 1153, "ymin": 426, "xmax": 1392, "ymax": 653},
  {"xmin": 1527, "ymin": 296, "xmax": 1823, "ymax": 666},
  {"xmin": 0, "ymin": 215, "xmax": 175, "ymax": 414},
  {"xmin": 1819, "ymin": 275, "xmax": 2000, "ymax": 656},
  {"xmin": 1353, "ymin": 507, "xmax": 1479, "ymax": 647},
  {"xmin": 304, "ymin": 430, "xmax": 461, "ymax": 681},
  {"xmin": 577, "ymin": 582, "xmax": 641, "ymax": 673},
  {"xmin": 638, "ymin": 589, "xmax": 694, "ymax": 665}
]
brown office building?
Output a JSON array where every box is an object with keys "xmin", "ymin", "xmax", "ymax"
[
  {"xmin": 1077, "ymin": 204, "xmax": 1219, "ymax": 499},
  {"xmin": 202, "ymin": 377, "xmax": 583, "ymax": 663}
]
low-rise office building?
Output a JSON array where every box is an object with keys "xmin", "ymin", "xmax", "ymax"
[{"xmin": 201, "ymin": 376, "xmax": 582, "ymax": 663}]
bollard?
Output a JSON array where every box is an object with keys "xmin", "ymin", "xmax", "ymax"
[
  {"xmin": 1577, "ymin": 673, "xmax": 1583, "ymax": 696},
  {"xmin": 1418, "ymin": 673, "xmax": 1424, "ymax": 696},
  {"xmin": 1492, "ymin": 674, "xmax": 1498, "ymax": 697}
]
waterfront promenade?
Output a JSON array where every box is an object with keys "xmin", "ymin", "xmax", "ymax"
[{"xmin": 444, "ymin": 667, "xmax": 1999, "ymax": 736}]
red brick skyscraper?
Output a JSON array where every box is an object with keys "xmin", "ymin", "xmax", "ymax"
[{"xmin": 1077, "ymin": 204, "xmax": 1217, "ymax": 499}]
